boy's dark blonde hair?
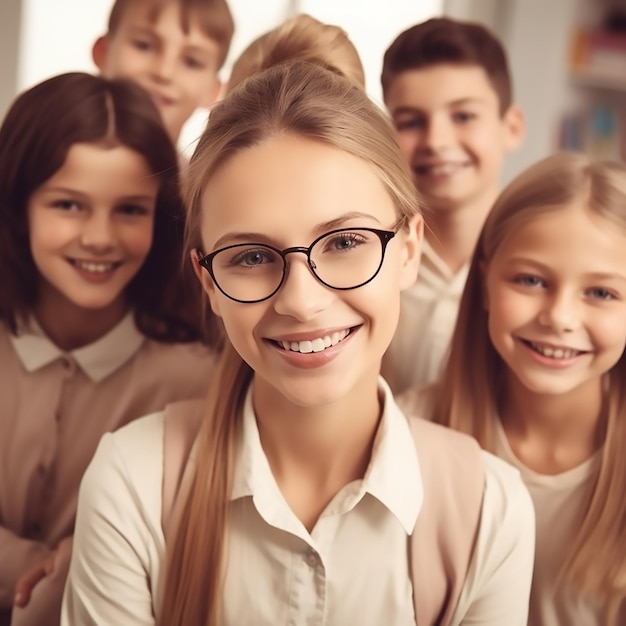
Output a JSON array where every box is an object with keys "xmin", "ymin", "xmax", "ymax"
[
  {"xmin": 107, "ymin": 0, "xmax": 234, "ymax": 68},
  {"xmin": 381, "ymin": 17, "xmax": 512, "ymax": 114}
]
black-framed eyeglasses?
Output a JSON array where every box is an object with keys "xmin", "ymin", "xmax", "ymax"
[{"xmin": 196, "ymin": 226, "xmax": 400, "ymax": 303}]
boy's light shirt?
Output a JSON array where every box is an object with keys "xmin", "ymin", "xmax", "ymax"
[
  {"xmin": 385, "ymin": 238, "xmax": 470, "ymax": 394},
  {"xmin": 62, "ymin": 378, "xmax": 534, "ymax": 626}
]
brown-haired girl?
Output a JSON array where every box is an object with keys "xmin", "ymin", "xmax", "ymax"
[
  {"xmin": 402, "ymin": 152, "xmax": 626, "ymax": 624},
  {"xmin": 0, "ymin": 72, "xmax": 216, "ymax": 626},
  {"xmin": 63, "ymin": 61, "xmax": 534, "ymax": 626}
]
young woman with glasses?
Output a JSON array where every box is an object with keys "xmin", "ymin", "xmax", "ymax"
[{"xmin": 62, "ymin": 61, "xmax": 535, "ymax": 626}]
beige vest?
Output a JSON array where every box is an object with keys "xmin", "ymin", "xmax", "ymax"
[{"xmin": 161, "ymin": 399, "xmax": 484, "ymax": 626}]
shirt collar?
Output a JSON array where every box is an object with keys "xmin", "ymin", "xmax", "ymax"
[
  {"xmin": 231, "ymin": 377, "xmax": 422, "ymax": 535},
  {"xmin": 421, "ymin": 238, "xmax": 470, "ymax": 285},
  {"xmin": 10, "ymin": 312, "xmax": 145, "ymax": 382}
]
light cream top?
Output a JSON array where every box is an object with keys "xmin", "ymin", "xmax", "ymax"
[
  {"xmin": 384, "ymin": 240, "xmax": 469, "ymax": 394},
  {"xmin": 0, "ymin": 314, "xmax": 215, "ymax": 608},
  {"xmin": 62, "ymin": 380, "xmax": 534, "ymax": 626},
  {"xmin": 495, "ymin": 421, "xmax": 625, "ymax": 625},
  {"xmin": 397, "ymin": 385, "xmax": 625, "ymax": 625}
]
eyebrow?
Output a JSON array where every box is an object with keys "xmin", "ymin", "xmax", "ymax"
[
  {"xmin": 210, "ymin": 212, "xmax": 385, "ymax": 250},
  {"xmin": 40, "ymin": 186, "xmax": 156, "ymax": 203},
  {"xmin": 392, "ymin": 98, "xmax": 486, "ymax": 117},
  {"xmin": 505, "ymin": 258, "xmax": 626, "ymax": 282}
]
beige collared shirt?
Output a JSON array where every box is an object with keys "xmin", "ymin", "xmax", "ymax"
[
  {"xmin": 62, "ymin": 379, "xmax": 534, "ymax": 626},
  {"xmin": 384, "ymin": 239, "xmax": 469, "ymax": 394},
  {"xmin": 0, "ymin": 314, "xmax": 216, "ymax": 608}
]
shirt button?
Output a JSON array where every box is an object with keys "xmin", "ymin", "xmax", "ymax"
[{"xmin": 305, "ymin": 550, "xmax": 317, "ymax": 567}]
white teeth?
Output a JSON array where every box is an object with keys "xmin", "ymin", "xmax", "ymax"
[
  {"xmin": 74, "ymin": 260, "xmax": 115, "ymax": 273},
  {"xmin": 279, "ymin": 329, "xmax": 350, "ymax": 353},
  {"xmin": 416, "ymin": 162, "xmax": 465, "ymax": 176},
  {"xmin": 529, "ymin": 342, "xmax": 580, "ymax": 360}
]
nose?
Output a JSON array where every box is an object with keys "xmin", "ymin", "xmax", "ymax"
[
  {"xmin": 272, "ymin": 253, "xmax": 333, "ymax": 321},
  {"xmin": 538, "ymin": 290, "xmax": 581, "ymax": 333},
  {"xmin": 422, "ymin": 115, "xmax": 454, "ymax": 152},
  {"xmin": 79, "ymin": 211, "xmax": 116, "ymax": 252},
  {"xmin": 152, "ymin": 51, "xmax": 176, "ymax": 82}
]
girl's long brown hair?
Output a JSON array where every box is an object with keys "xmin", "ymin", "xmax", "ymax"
[
  {"xmin": 0, "ymin": 72, "xmax": 204, "ymax": 343},
  {"xmin": 159, "ymin": 60, "xmax": 422, "ymax": 625},
  {"xmin": 432, "ymin": 152, "xmax": 626, "ymax": 619}
]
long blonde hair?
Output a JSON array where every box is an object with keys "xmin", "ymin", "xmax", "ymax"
[
  {"xmin": 159, "ymin": 60, "xmax": 421, "ymax": 626},
  {"xmin": 432, "ymin": 151, "xmax": 626, "ymax": 618},
  {"xmin": 227, "ymin": 13, "xmax": 365, "ymax": 93}
]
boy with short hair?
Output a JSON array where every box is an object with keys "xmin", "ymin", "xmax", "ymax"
[
  {"xmin": 92, "ymin": 0, "xmax": 234, "ymax": 145},
  {"xmin": 381, "ymin": 17, "xmax": 525, "ymax": 394}
]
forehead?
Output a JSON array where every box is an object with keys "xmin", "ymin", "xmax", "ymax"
[
  {"xmin": 490, "ymin": 204, "xmax": 626, "ymax": 272},
  {"xmin": 385, "ymin": 63, "xmax": 500, "ymax": 112},
  {"xmin": 36, "ymin": 143, "xmax": 158, "ymax": 196},
  {"xmin": 199, "ymin": 134, "xmax": 397, "ymax": 249}
]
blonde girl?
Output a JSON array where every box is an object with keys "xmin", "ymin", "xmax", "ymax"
[
  {"xmin": 402, "ymin": 152, "xmax": 626, "ymax": 624},
  {"xmin": 63, "ymin": 61, "xmax": 534, "ymax": 626}
]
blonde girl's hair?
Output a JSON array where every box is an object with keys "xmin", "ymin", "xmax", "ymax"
[
  {"xmin": 432, "ymin": 151, "xmax": 626, "ymax": 619},
  {"xmin": 227, "ymin": 13, "xmax": 365, "ymax": 93},
  {"xmin": 159, "ymin": 60, "xmax": 422, "ymax": 626}
]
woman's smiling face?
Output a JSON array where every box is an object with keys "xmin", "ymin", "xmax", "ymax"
[{"xmin": 194, "ymin": 133, "xmax": 422, "ymax": 409}]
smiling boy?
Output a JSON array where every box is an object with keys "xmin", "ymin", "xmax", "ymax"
[
  {"xmin": 380, "ymin": 17, "xmax": 525, "ymax": 394},
  {"xmin": 92, "ymin": 0, "xmax": 234, "ymax": 146}
]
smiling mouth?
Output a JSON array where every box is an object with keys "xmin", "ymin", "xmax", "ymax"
[
  {"xmin": 69, "ymin": 259, "xmax": 122, "ymax": 273},
  {"xmin": 414, "ymin": 162, "xmax": 470, "ymax": 176},
  {"xmin": 274, "ymin": 328, "xmax": 353, "ymax": 354},
  {"xmin": 523, "ymin": 339, "xmax": 586, "ymax": 360}
]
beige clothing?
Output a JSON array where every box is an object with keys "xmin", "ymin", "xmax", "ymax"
[
  {"xmin": 62, "ymin": 380, "xmax": 535, "ymax": 626},
  {"xmin": 0, "ymin": 314, "xmax": 216, "ymax": 614},
  {"xmin": 495, "ymin": 421, "xmax": 626, "ymax": 626},
  {"xmin": 397, "ymin": 384, "xmax": 626, "ymax": 626},
  {"xmin": 384, "ymin": 240, "xmax": 469, "ymax": 394}
]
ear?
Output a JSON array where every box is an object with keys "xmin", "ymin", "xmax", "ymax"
[
  {"xmin": 201, "ymin": 78, "xmax": 223, "ymax": 108},
  {"xmin": 501, "ymin": 104, "xmax": 525, "ymax": 151},
  {"xmin": 92, "ymin": 36, "xmax": 109, "ymax": 71},
  {"xmin": 398, "ymin": 213, "xmax": 424, "ymax": 291},
  {"xmin": 190, "ymin": 249, "xmax": 223, "ymax": 318}
]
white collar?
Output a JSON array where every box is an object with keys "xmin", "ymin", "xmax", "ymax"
[
  {"xmin": 10, "ymin": 312, "xmax": 145, "ymax": 382},
  {"xmin": 231, "ymin": 377, "xmax": 422, "ymax": 535}
]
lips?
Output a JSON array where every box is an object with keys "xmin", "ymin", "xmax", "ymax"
[
  {"xmin": 68, "ymin": 259, "xmax": 122, "ymax": 273},
  {"xmin": 523, "ymin": 339, "xmax": 587, "ymax": 360},
  {"xmin": 147, "ymin": 90, "xmax": 176, "ymax": 107},
  {"xmin": 413, "ymin": 161, "xmax": 470, "ymax": 176},
  {"xmin": 273, "ymin": 328, "xmax": 352, "ymax": 354}
]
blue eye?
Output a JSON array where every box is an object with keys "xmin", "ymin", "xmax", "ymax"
[{"xmin": 229, "ymin": 247, "xmax": 278, "ymax": 268}]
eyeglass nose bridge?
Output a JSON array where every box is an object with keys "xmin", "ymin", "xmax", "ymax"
[{"xmin": 279, "ymin": 245, "xmax": 319, "ymax": 278}]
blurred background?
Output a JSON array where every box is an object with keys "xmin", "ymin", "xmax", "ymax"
[{"xmin": 1, "ymin": 0, "xmax": 624, "ymax": 183}]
